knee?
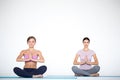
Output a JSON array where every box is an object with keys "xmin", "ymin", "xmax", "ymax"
[
  {"xmin": 40, "ymin": 65, "xmax": 47, "ymax": 71},
  {"xmin": 13, "ymin": 67, "xmax": 20, "ymax": 73},
  {"xmin": 13, "ymin": 67, "xmax": 18, "ymax": 71},
  {"xmin": 72, "ymin": 66, "xmax": 78, "ymax": 72},
  {"xmin": 72, "ymin": 66, "xmax": 75, "ymax": 70},
  {"xmin": 43, "ymin": 65, "xmax": 47, "ymax": 70},
  {"xmin": 94, "ymin": 65, "xmax": 100, "ymax": 72}
]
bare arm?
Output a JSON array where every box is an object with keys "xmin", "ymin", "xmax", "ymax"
[
  {"xmin": 86, "ymin": 54, "xmax": 99, "ymax": 65},
  {"xmin": 31, "ymin": 51, "xmax": 45, "ymax": 63},
  {"xmin": 16, "ymin": 51, "xmax": 24, "ymax": 62},
  {"xmin": 73, "ymin": 54, "xmax": 85, "ymax": 65},
  {"xmin": 16, "ymin": 50, "xmax": 30, "ymax": 62}
]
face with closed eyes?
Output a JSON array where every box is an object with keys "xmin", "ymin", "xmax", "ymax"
[
  {"xmin": 83, "ymin": 40, "xmax": 90, "ymax": 48},
  {"xmin": 27, "ymin": 38, "xmax": 36, "ymax": 48}
]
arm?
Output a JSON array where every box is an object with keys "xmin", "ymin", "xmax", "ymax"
[
  {"xmin": 16, "ymin": 50, "xmax": 30, "ymax": 62},
  {"xmin": 73, "ymin": 54, "xmax": 85, "ymax": 65},
  {"xmin": 86, "ymin": 54, "xmax": 99, "ymax": 65},
  {"xmin": 31, "ymin": 51, "xmax": 45, "ymax": 63}
]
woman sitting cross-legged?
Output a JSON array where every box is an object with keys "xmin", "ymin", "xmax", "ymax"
[
  {"xmin": 13, "ymin": 36, "xmax": 47, "ymax": 78},
  {"xmin": 72, "ymin": 37, "xmax": 100, "ymax": 77}
]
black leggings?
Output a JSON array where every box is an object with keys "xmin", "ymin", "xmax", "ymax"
[{"xmin": 13, "ymin": 65, "xmax": 47, "ymax": 78}]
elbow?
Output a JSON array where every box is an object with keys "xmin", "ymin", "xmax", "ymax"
[
  {"xmin": 96, "ymin": 61, "xmax": 99, "ymax": 65},
  {"xmin": 96, "ymin": 62, "xmax": 99, "ymax": 65},
  {"xmin": 95, "ymin": 61, "xmax": 99, "ymax": 65},
  {"xmin": 16, "ymin": 59, "xmax": 19, "ymax": 62},
  {"xmin": 16, "ymin": 58, "xmax": 23, "ymax": 62},
  {"xmin": 40, "ymin": 59, "xmax": 45, "ymax": 63},
  {"xmin": 16, "ymin": 59, "xmax": 20, "ymax": 62},
  {"xmin": 73, "ymin": 61, "xmax": 77, "ymax": 65}
]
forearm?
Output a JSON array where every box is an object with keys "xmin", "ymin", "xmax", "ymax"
[
  {"xmin": 73, "ymin": 61, "xmax": 85, "ymax": 65},
  {"xmin": 16, "ymin": 58, "xmax": 30, "ymax": 62},
  {"xmin": 38, "ymin": 59, "xmax": 45, "ymax": 63},
  {"xmin": 73, "ymin": 62, "xmax": 80, "ymax": 65},
  {"xmin": 16, "ymin": 58, "xmax": 25, "ymax": 62},
  {"xmin": 91, "ymin": 62, "xmax": 99, "ymax": 65},
  {"xmin": 31, "ymin": 59, "xmax": 45, "ymax": 63},
  {"xmin": 86, "ymin": 61, "xmax": 99, "ymax": 65}
]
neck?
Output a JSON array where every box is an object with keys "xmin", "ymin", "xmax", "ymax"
[
  {"xmin": 29, "ymin": 48, "xmax": 34, "ymax": 51},
  {"xmin": 83, "ymin": 47, "xmax": 89, "ymax": 51}
]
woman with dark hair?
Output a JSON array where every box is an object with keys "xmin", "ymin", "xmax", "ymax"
[
  {"xmin": 13, "ymin": 36, "xmax": 47, "ymax": 78},
  {"xmin": 72, "ymin": 37, "xmax": 100, "ymax": 76}
]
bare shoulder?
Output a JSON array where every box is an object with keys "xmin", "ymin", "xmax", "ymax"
[
  {"xmin": 20, "ymin": 49, "xmax": 28, "ymax": 54},
  {"xmin": 35, "ymin": 49, "xmax": 42, "ymax": 55}
]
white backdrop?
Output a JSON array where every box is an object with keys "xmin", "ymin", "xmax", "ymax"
[{"xmin": 0, "ymin": 0, "xmax": 120, "ymax": 76}]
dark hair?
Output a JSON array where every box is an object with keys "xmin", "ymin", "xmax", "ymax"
[
  {"xmin": 82, "ymin": 37, "xmax": 90, "ymax": 43},
  {"xmin": 27, "ymin": 36, "xmax": 36, "ymax": 43}
]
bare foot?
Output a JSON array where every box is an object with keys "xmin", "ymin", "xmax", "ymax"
[
  {"xmin": 90, "ymin": 73, "xmax": 99, "ymax": 77},
  {"xmin": 33, "ymin": 74, "xmax": 43, "ymax": 78}
]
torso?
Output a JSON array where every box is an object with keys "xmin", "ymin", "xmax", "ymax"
[
  {"xmin": 22, "ymin": 49, "xmax": 39, "ymax": 69},
  {"xmin": 77, "ymin": 49, "xmax": 95, "ymax": 70}
]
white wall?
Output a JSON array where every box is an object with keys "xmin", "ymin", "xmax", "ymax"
[{"xmin": 0, "ymin": 0, "xmax": 120, "ymax": 76}]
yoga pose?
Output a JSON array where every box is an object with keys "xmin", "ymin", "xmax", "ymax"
[
  {"xmin": 13, "ymin": 36, "xmax": 47, "ymax": 78},
  {"xmin": 72, "ymin": 37, "xmax": 100, "ymax": 76}
]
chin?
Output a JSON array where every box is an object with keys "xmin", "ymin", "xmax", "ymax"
[
  {"xmin": 29, "ymin": 47, "xmax": 34, "ymax": 48},
  {"xmin": 85, "ymin": 46, "xmax": 88, "ymax": 48}
]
